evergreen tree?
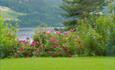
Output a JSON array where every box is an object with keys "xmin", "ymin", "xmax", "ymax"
[{"xmin": 61, "ymin": 0, "xmax": 105, "ymax": 29}]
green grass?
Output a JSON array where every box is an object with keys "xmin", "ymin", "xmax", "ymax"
[{"xmin": 0, "ymin": 57, "xmax": 115, "ymax": 70}]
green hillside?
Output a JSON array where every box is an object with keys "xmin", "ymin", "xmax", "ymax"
[
  {"xmin": 0, "ymin": 0, "xmax": 63, "ymax": 27},
  {"xmin": 0, "ymin": 6, "xmax": 25, "ymax": 21}
]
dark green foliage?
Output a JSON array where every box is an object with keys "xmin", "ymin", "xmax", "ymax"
[{"xmin": 61, "ymin": 0, "xmax": 105, "ymax": 29}]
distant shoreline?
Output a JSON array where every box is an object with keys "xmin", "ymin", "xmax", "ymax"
[{"xmin": 17, "ymin": 27, "xmax": 64, "ymax": 40}]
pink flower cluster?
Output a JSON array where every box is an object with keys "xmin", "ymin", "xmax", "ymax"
[
  {"xmin": 49, "ymin": 37, "xmax": 59, "ymax": 43},
  {"xmin": 52, "ymin": 44, "xmax": 60, "ymax": 48},
  {"xmin": 18, "ymin": 47, "xmax": 24, "ymax": 52},
  {"xmin": 45, "ymin": 31, "xmax": 51, "ymax": 34},
  {"xmin": 31, "ymin": 41, "xmax": 39, "ymax": 46},
  {"xmin": 19, "ymin": 40, "xmax": 28, "ymax": 44},
  {"xmin": 56, "ymin": 31, "xmax": 61, "ymax": 35},
  {"xmin": 45, "ymin": 30, "xmax": 62, "ymax": 35},
  {"xmin": 18, "ymin": 39, "xmax": 39, "ymax": 47}
]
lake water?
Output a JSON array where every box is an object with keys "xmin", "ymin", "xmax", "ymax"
[
  {"xmin": 17, "ymin": 27, "xmax": 64, "ymax": 40},
  {"xmin": 17, "ymin": 28, "xmax": 36, "ymax": 40}
]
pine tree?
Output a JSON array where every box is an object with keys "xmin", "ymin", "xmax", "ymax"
[{"xmin": 61, "ymin": 0, "xmax": 105, "ymax": 29}]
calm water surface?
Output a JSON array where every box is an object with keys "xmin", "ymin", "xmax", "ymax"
[{"xmin": 17, "ymin": 28, "xmax": 36, "ymax": 40}]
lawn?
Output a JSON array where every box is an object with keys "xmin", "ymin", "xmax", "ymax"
[{"xmin": 0, "ymin": 57, "xmax": 115, "ymax": 70}]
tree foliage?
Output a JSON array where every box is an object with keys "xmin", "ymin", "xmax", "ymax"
[
  {"xmin": 0, "ymin": 16, "xmax": 17, "ymax": 58},
  {"xmin": 61, "ymin": 0, "xmax": 105, "ymax": 29}
]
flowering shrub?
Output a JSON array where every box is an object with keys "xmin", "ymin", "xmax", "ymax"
[
  {"xmin": 12, "ymin": 30, "xmax": 78, "ymax": 58},
  {"xmin": 1, "ymin": 15, "xmax": 114, "ymax": 58},
  {"xmin": 32, "ymin": 30, "xmax": 78, "ymax": 57}
]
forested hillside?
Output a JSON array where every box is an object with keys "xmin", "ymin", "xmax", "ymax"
[{"xmin": 0, "ymin": 0, "xmax": 63, "ymax": 27}]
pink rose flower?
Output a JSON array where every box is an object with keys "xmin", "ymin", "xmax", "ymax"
[
  {"xmin": 45, "ymin": 31, "xmax": 51, "ymax": 34},
  {"xmin": 31, "ymin": 41, "xmax": 39, "ymax": 47},
  {"xmin": 56, "ymin": 31, "xmax": 61, "ymax": 35}
]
